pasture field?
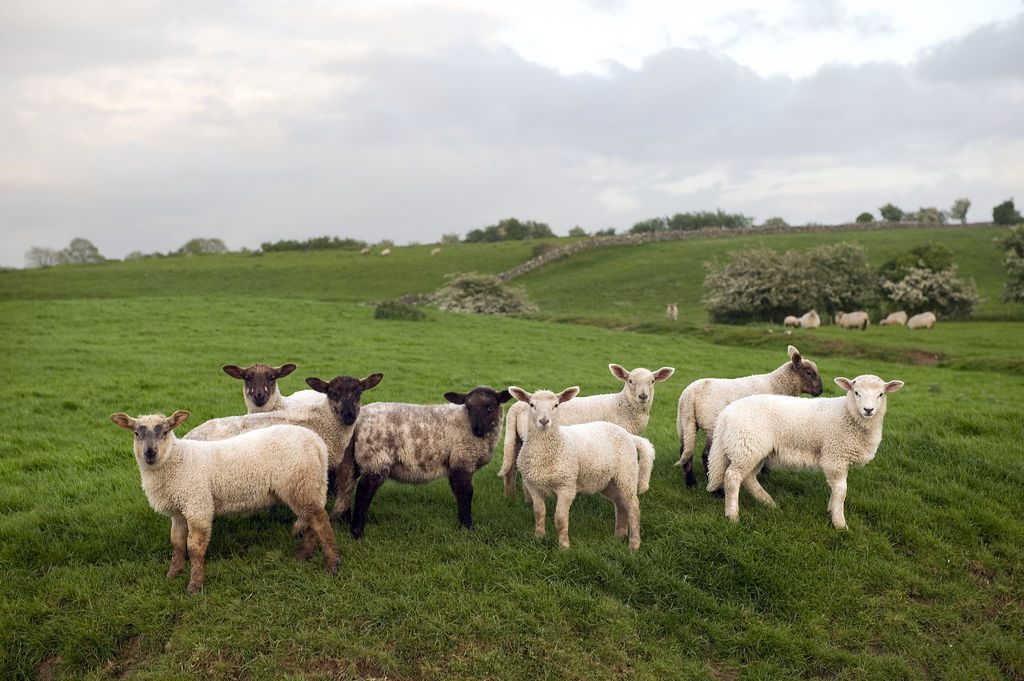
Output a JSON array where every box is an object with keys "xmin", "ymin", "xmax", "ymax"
[{"xmin": 1, "ymin": 227, "xmax": 1023, "ymax": 679}]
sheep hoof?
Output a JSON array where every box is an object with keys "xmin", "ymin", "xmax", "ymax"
[
  {"xmin": 628, "ymin": 541, "xmax": 640, "ymax": 552},
  {"xmin": 167, "ymin": 566, "xmax": 182, "ymax": 579},
  {"xmin": 558, "ymin": 542, "xmax": 570, "ymax": 551},
  {"xmin": 186, "ymin": 581, "xmax": 203, "ymax": 595},
  {"xmin": 726, "ymin": 513, "xmax": 739, "ymax": 523},
  {"xmin": 350, "ymin": 527, "xmax": 364, "ymax": 540},
  {"xmin": 325, "ymin": 559, "xmax": 339, "ymax": 575},
  {"xmin": 331, "ymin": 509, "xmax": 352, "ymax": 525}
]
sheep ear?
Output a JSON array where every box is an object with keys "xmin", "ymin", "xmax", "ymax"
[
  {"xmin": 223, "ymin": 364, "xmax": 245, "ymax": 380},
  {"xmin": 558, "ymin": 387, "xmax": 580, "ymax": 403},
  {"xmin": 496, "ymin": 389, "xmax": 513, "ymax": 403},
  {"xmin": 654, "ymin": 367, "xmax": 675, "ymax": 382},
  {"xmin": 884, "ymin": 380, "xmax": 905, "ymax": 393},
  {"xmin": 789, "ymin": 346, "xmax": 802, "ymax": 368},
  {"xmin": 508, "ymin": 387, "xmax": 531, "ymax": 403},
  {"xmin": 444, "ymin": 391, "xmax": 467, "ymax": 405},
  {"xmin": 834, "ymin": 377, "xmax": 853, "ymax": 391},
  {"xmin": 361, "ymin": 373, "xmax": 384, "ymax": 391},
  {"xmin": 111, "ymin": 413, "xmax": 136, "ymax": 431},
  {"xmin": 608, "ymin": 364, "xmax": 630, "ymax": 381},
  {"xmin": 274, "ymin": 363, "xmax": 297, "ymax": 379},
  {"xmin": 166, "ymin": 410, "xmax": 190, "ymax": 430},
  {"xmin": 306, "ymin": 377, "xmax": 329, "ymax": 393}
]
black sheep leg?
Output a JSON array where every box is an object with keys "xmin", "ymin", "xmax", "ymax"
[
  {"xmin": 350, "ymin": 472, "xmax": 386, "ymax": 539},
  {"xmin": 448, "ymin": 469, "xmax": 475, "ymax": 529}
]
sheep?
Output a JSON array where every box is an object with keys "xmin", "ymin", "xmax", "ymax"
[
  {"xmin": 507, "ymin": 386, "xmax": 654, "ymax": 551},
  {"xmin": 380, "ymin": 248, "xmax": 391, "ymax": 257},
  {"xmin": 798, "ymin": 309, "xmax": 821, "ymax": 329},
  {"xmin": 783, "ymin": 315, "xmax": 801, "ymax": 327},
  {"xmin": 347, "ymin": 386, "xmax": 513, "ymax": 539},
  {"xmin": 360, "ymin": 247, "xmax": 370, "ymax": 255},
  {"xmin": 185, "ymin": 373, "xmax": 384, "ymax": 522},
  {"xmin": 111, "ymin": 411, "xmax": 339, "ymax": 593},
  {"xmin": 706, "ymin": 374, "xmax": 904, "ymax": 529},
  {"xmin": 907, "ymin": 311, "xmax": 936, "ymax": 329},
  {"xmin": 500, "ymin": 364, "xmax": 674, "ymax": 499},
  {"xmin": 835, "ymin": 311, "xmax": 870, "ymax": 330},
  {"xmin": 221, "ymin": 362, "xmax": 322, "ymax": 413},
  {"xmin": 431, "ymin": 247, "xmax": 442, "ymax": 256},
  {"xmin": 676, "ymin": 345, "xmax": 822, "ymax": 489},
  {"xmin": 666, "ymin": 303, "xmax": 678, "ymax": 321},
  {"xmin": 879, "ymin": 311, "xmax": 908, "ymax": 326}
]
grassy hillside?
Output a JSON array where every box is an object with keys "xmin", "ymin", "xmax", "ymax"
[{"xmin": 1, "ymin": 226, "xmax": 1022, "ymax": 679}]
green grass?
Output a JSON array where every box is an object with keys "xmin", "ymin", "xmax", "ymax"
[{"xmin": 2, "ymin": 228, "xmax": 1023, "ymax": 679}]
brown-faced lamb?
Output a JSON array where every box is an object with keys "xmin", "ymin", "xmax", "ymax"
[
  {"xmin": 222, "ymin": 362, "xmax": 322, "ymax": 413},
  {"xmin": 676, "ymin": 345, "xmax": 822, "ymax": 489},
  {"xmin": 706, "ymin": 374, "xmax": 904, "ymax": 528},
  {"xmin": 111, "ymin": 411, "xmax": 338, "ymax": 593},
  {"xmin": 508, "ymin": 386, "xmax": 655, "ymax": 551},
  {"xmin": 347, "ymin": 386, "xmax": 512, "ymax": 539},
  {"xmin": 500, "ymin": 364, "xmax": 674, "ymax": 499},
  {"xmin": 184, "ymin": 373, "xmax": 383, "ymax": 521}
]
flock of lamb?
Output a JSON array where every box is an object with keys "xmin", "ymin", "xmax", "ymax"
[
  {"xmin": 111, "ymin": 348, "xmax": 903, "ymax": 593},
  {"xmin": 779, "ymin": 309, "xmax": 937, "ymax": 330}
]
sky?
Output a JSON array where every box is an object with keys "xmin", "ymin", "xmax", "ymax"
[{"xmin": 1, "ymin": 0, "xmax": 1023, "ymax": 267}]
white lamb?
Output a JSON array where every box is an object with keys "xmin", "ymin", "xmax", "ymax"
[
  {"xmin": 835, "ymin": 311, "xmax": 870, "ymax": 330},
  {"xmin": 907, "ymin": 311, "xmax": 936, "ymax": 329},
  {"xmin": 111, "ymin": 411, "xmax": 339, "ymax": 593},
  {"xmin": 185, "ymin": 373, "xmax": 384, "ymax": 521},
  {"xmin": 676, "ymin": 345, "xmax": 822, "ymax": 489},
  {"xmin": 799, "ymin": 310, "xmax": 821, "ymax": 329},
  {"xmin": 499, "ymin": 364, "xmax": 674, "ymax": 498},
  {"xmin": 706, "ymin": 374, "xmax": 905, "ymax": 529},
  {"xmin": 508, "ymin": 386, "xmax": 655, "ymax": 551},
  {"xmin": 221, "ymin": 362, "xmax": 322, "ymax": 413},
  {"xmin": 783, "ymin": 315, "xmax": 801, "ymax": 327},
  {"xmin": 879, "ymin": 311, "xmax": 908, "ymax": 326}
]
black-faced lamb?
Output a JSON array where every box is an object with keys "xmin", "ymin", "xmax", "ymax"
[
  {"xmin": 508, "ymin": 386, "xmax": 655, "ymax": 551},
  {"xmin": 222, "ymin": 362, "xmax": 321, "ymax": 413},
  {"xmin": 500, "ymin": 364, "xmax": 673, "ymax": 499},
  {"xmin": 184, "ymin": 373, "xmax": 384, "ymax": 521},
  {"xmin": 347, "ymin": 386, "xmax": 512, "ymax": 539},
  {"xmin": 706, "ymin": 374, "xmax": 904, "ymax": 528},
  {"xmin": 111, "ymin": 411, "xmax": 339, "ymax": 593},
  {"xmin": 676, "ymin": 345, "xmax": 822, "ymax": 489}
]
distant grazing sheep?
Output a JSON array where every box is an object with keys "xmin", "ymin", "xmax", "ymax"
[
  {"xmin": 111, "ymin": 411, "xmax": 338, "ymax": 593},
  {"xmin": 706, "ymin": 374, "xmax": 904, "ymax": 529},
  {"xmin": 508, "ymin": 386, "xmax": 654, "ymax": 551},
  {"xmin": 431, "ymin": 247, "xmax": 442, "ymax": 256},
  {"xmin": 835, "ymin": 311, "xmax": 870, "ymax": 330},
  {"xmin": 380, "ymin": 248, "xmax": 391, "ymax": 257},
  {"xmin": 501, "ymin": 364, "xmax": 674, "ymax": 499},
  {"xmin": 907, "ymin": 311, "xmax": 936, "ymax": 329},
  {"xmin": 360, "ymin": 247, "xmax": 370, "ymax": 255},
  {"xmin": 666, "ymin": 303, "xmax": 678, "ymax": 321},
  {"xmin": 222, "ymin": 362, "xmax": 321, "ymax": 413},
  {"xmin": 798, "ymin": 310, "xmax": 821, "ymax": 329},
  {"xmin": 783, "ymin": 315, "xmax": 800, "ymax": 327},
  {"xmin": 879, "ymin": 311, "xmax": 908, "ymax": 326},
  {"xmin": 676, "ymin": 345, "xmax": 822, "ymax": 489}
]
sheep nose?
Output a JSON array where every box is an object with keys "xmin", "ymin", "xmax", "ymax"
[
  {"xmin": 638, "ymin": 394, "xmax": 648, "ymax": 401},
  {"xmin": 863, "ymin": 407, "xmax": 874, "ymax": 416},
  {"xmin": 539, "ymin": 417, "xmax": 550, "ymax": 427},
  {"xmin": 144, "ymin": 449, "xmax": 157, "ymax": 463}
]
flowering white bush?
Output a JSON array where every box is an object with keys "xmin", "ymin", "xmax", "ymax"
[{"xmin": 881, "ymin": 266, "xmax": 978, "ymax": 319}]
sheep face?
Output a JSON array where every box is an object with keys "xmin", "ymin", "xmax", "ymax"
[
  {"xmin": 223, "ymin": 362, "xmax": 297, "ymax": 409},
  {"xmin": 508, "ymin": 387, "xmax": 579, "ymax": 431},
  {"xmin": 306, "ymin": 373, "xmax": 384, "ymax": 426},
  {"xmin": 608, "ymin": 364, "xmax": 675, "ymax": 408},
  {"xmin": 110, "ymin": 411, "xmax": 190, "ymax": 467},
  {"xmin": 834, "ymin": 375, "xmax": 904, "ymax": 420},
  {"xmin": 786, "ymin": 345, "xmax": 823, "ymax": 396},
  {"xmin": 445, "ymin": 386, "xmax": 513, "ymax": 438}
]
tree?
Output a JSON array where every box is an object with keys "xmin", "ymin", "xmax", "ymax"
[
  {"xmin": 593, "ymin": 227, "xmax": 616, "ymax": 236},
  {"xmin": 440, "ymin": 233, "xmax": 461, "ymax": 245},
  {"xmin": 60, "ymin": 238, "xmax": 105, "ymax": 264},
  {"xmin": 568, "ymin": 226, "xmax": 588, "ymax": 237},
  {"xmin": 25, "ymin": 246, "xmax": 62, "ymax": 268},
  {"xmin": 176, "ymin": 238, "xmax": 228, "ymax": 255},
  {"xmin": 856, "ymin": 212, "xmax": 875, "ymax": 223},
  {"xmin": 879, "ymin": 203, "xmax": 904, "ymax": 222},
  {"xmin": 1001, "ymin": 226, "xmax": 1024, "ymax": 303},
  {"xmin": 629, "ymin": 217, "xmax": 667, "ymax": 234},
  {"xmin": 881, "ymin": 266, "xmax": 978, "ymax": 319},
  {"xmin": 905, "ymin": 207, "xmax": 947, "ymax": 224},
  {"xmin": 993, "ymin": 199, "xmax": 1023, "ymax": 226},
  {"xmin": 762, "ymin": 217, "xmax": 788, "ymax": 229},
  {"xmin": 879, "ymin": 243, "xmax": 955, "ymax": 284},
  {"xmin": 464, "ymin": 218, "xmax": 554, "ymax": 242},
  {"xmin": 950, "ymin": 198, "xmax": 971, "ymax": 225}
]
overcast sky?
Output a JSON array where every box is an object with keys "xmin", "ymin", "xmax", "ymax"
[{"xmin": 2, "ymin": 0, "xmax": 1023, "ymax": 266}]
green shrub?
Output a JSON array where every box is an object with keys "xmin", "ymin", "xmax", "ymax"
[
  {"xmin": 993, "ymin": 199, "xmax": 1023, "ymax": 226},
  {"xmin": 762, "ymin": 217, "xmax": 788, "ymax": 228},
  {"xmin": 374, "ymin": 301, "xmax": 426, "ymax": 321},
  {"xmin": 433, "ymin": 273, "xmax": 537, "ymax": 315},
  {"xmin": 856, "ymin": 212, "xmax": 875, "ymax": 223},
  {"xmin": 1001, "ymin": 225, "xmax": 1024, "ymax": 303}
]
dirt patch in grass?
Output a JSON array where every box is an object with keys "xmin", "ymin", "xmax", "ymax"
[
  {"xmin": 101, "ymin": 635, "xmax": 143, "ymax": 679},
  {"xmin": 36, "ymin": 656, "xmax": 60, "ymax": 681},
  {"xmin": 904, "ymin": 349, "xmax": 942, "ymax": 366}
]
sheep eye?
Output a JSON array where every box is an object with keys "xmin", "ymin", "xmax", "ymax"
[
  {"xmin": 878, "ymin": 393, "xmax": 884, "ymax": 398},
  {"xmin": 854, "ymin": 391, "xmax": 860, "ymax": 396},
  {"xmin": 553, "ymin": 404, "xmax": 558, "ymax": 409}
]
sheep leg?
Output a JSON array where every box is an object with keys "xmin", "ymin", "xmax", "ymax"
[
  {"xmin": 680, "ymin": 441, "xmax": 696, "ymax": 489},
  {"xmin": 502, "ymin": 434, "xmax": 522, "ymax": 498},
  {"xmin": 554, "ymin": 489, "xmax": 577, "ymax": 550},
  {"xmin": 824, "ymin": 467, "xmax": 849, "ymax": 529},
  {"xmin": 184, "ymin": 519, "xmax": 211, "ymax": 594},
  {"xmin": 448, "ymin": 468, "xmax": 475, "ymax": 529},
  {"xmin": 701, "ymin": 436, "xmax": 717, "ymax": 493},
  {"xmin": 724, "ymin": 466, "xmax": 743, "ymax": 522},
  {"xmin": 599, "ymin": 484, "xmax": 629, "ymax": 539},
  {"xmin": 626, "ymin": 494, "xmax": 641, "ymax": 552},
  {"xmin": 307, "ymin": 507, "xmax": 339, "ymax": 574},
  {"xmin": 526, "ymin": 482, "xmax": 547, "ymax": 539},
  {"xmin": 296, "ymin": 521, "xmax": 317, "ymax": 562},
  {"xmin": 331, "ymin": 443, "xmax": 357, "ymax": 523},
  {"xmin": 167, "ymin": 514, "xmax": 188, "ymax": 579},
  {"xmin": 350, "ymin": 472, "xmax": 386, "ymax": 540},
  {"xmin": 742, "ymin": 473, "xmax": 778, "ymax": 508}
]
